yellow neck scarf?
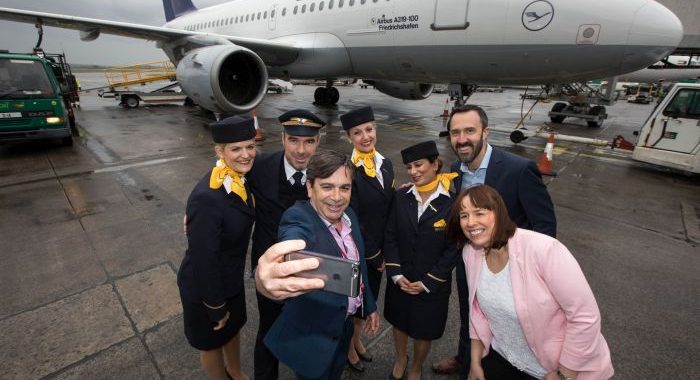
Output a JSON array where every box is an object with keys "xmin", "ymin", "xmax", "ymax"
[
  {"xmin": 352, "ymin": 149, "xmax": 377, "ymax": 178},
  {"xmin": 416, "ymin": 172, "xmax": 459, "ymax": 194},
  {"xmin": 209, "ymin": 159, "xmax": 248, "ymax": 203}
]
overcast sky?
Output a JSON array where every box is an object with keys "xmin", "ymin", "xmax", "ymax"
[{"xmin": 0, "ymin": 0, "xmax": 226, "ymax": 65}]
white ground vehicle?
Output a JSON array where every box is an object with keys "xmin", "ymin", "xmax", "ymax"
[
  {"xmin": 98, "ymin": 82, "xmax": 188, "ymax": 108},
  {"xmin": 633, "ymin": 83, "xmax": 700, "ymax": 173},
  {"xmin": 627, "ymin": 84, "xmax": 653, "ymax": 104}
]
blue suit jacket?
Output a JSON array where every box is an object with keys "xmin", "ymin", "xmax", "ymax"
[
  {"xmin": 264, "ymin": 201, "xmax": 377, "ymax": 378},
  {"xmin": 451, "ymin": 147, "xmax": 556, "ymax": 237}
]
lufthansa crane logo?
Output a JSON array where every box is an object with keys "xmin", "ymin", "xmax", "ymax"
[{"xmin": 522, "ymin": 0, "xmax": 554, "ymax": 31}]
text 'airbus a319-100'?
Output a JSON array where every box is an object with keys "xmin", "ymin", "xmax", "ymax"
[{"xmin": 0, "ymin": 0, "xmax": 684, "ymax": 114}]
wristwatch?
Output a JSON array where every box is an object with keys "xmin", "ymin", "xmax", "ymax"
[{"xmin": 557, "ymin": 370, "xmax": 575, "ymax": 380}]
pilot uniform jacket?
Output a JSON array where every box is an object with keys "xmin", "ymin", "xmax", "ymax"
[
  {"xmin": 264, "ymin": 201, "xmax": 377, "ymax": 379},
  {"xmin": 349, "ymin": 156, "xmax": 395, "ymax": 298},
  {"xmin": 247, "ymin": 151, "xmax": 304, "ymax": 266},
  {"xmin": 383, "ymin": 186, "xmax": 459, "ymax": 340},
  {"xmin": 177, "ymin": 171, "xmax": 255, "ymax": 323}
]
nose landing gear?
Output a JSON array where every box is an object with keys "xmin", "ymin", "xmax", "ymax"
[{"xmin": 314, "ymin": 80, "xmax": 340, "ymax": 106}]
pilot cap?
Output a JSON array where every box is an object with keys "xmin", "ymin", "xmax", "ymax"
[
  {"xmin": 340, "ymin": 106, "xmax": 375, "ymax": 131},
  {"xmin": 210, "ymin": 116, "xmax": 256, "ymax": 143},
  {"xmin": 278, "ymin": 109, "xmax": 326, "ymax": 136},
  {"xmin": 401, "ymin": 140, "xmax": 439, "ymax": 164}
]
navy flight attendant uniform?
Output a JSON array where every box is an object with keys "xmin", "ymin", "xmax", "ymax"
[
  {"xmin": 383, "ymin": 141, "xmax": 459, "ymax": 340},
  {"xmin": 177, "ymin": 116, "xmax": 256, "ymax": 351},
  {"xmin": 341, "ymin": 106, "xmax": 395, "ymax": 300}
]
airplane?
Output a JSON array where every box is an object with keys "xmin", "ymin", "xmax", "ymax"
[{"xmin": 0, "ymin": 0, "xmax": 684, "ymax": 115}]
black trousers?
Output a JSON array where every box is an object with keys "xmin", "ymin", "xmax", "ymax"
[
  {"xmin": 254, "ymin": 291, "xmax": 284, "ymax": 380},
  {"xmin": 481, "ymin": 349, "xmax": 538, "ymax": 380}
]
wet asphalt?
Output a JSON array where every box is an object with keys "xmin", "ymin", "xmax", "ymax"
[{"xmin": 0, "ymin": 74, "xmax": 698, "ymax": 379}]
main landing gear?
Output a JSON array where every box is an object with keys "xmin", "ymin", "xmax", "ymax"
[
  {"xmin": 314, "ymin": 80, "xmax": 340, "ymax": 106},
  {"xmin": 448, "ymin": 83, "xmax": 478, "ymax": 107}
]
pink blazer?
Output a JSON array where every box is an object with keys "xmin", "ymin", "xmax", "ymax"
[{"xmin": 464, "ymin": 228, "xmax": 614, "ymax": 380}]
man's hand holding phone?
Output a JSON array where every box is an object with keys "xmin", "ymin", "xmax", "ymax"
[{"xmin": 255, "ymin": 240, "xmax": 325, "ymax": 301}]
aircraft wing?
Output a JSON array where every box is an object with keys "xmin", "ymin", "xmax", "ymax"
[{"xmin": 0, "ymin": 7, "xmax": 299, "ymax": 65}]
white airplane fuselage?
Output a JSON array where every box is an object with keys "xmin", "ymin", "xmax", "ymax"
[{"xmin": 163, "ymin": 0, "xmax": 683, "ymax": 85}]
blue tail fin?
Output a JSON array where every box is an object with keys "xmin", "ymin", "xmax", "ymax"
[{"xmin": 163, "ymin": 0, "xmax": 198, "ymax": 22}]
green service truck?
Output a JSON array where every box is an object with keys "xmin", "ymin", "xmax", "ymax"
[{"xmin": 0, "ymin": 50, "xmax": 77, "ymax": 146}]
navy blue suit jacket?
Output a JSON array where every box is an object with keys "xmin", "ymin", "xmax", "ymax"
[
  {"xmin": 264, "ymin": 201, "xmax": 377, "ymax": 378},
  {"xmin": 247, "ymin": 151, "xmax": 289, "ymax": 266},
  {"xmin": 451, "ymin": 147, "xmax": 556, "ymax": 237}
]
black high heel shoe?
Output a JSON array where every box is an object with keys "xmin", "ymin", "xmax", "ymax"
[
  {"xmin": 357, "ymin": 350, "xmax": 373, "ymax": 362},
  {"xmin": 347, "ymin": 358, "xmax": 365, "ymax": 372}
]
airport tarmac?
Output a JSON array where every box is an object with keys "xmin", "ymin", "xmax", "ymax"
[{"xmin": 0, "ymin": 75, "xmax": 698, "ymax": 379}]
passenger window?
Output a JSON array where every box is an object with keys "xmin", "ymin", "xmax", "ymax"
[
  {"xmin": 329, "ymin": 0, "xmax": 334, "ymax": 9},
  {"xmin": 264, "ymin": 11, "xmax": 268, "ymax": 19},
  {"xmin": 310, "ymin": 3, "xmax": 315, "ymax": 12},
  {"xmin": 282, "ymin": 8, "xmax": 287, "ymax": 16},
  {"xmin": 257, "ymin": 12, "xmax": 261, "ymax": 20},
  {"xmin": 320, "ymin": 1, "xmax": 325, "ymax": 10},
  {"xmin": 339, "ymin": 0, "xmax": 345, "ymax": 8},
  {"xmin": 302, "ymin": 4, "xmax": 307, "ymax": 13},
  {"xmin": 246, "ymin": 14, "xmax": 250, "ymax": 22},
  {"xmin": 361, "ymin": 0, "xmax": 366, "ymax": 4},
  {"xmin": 270, "ymin": 10, "xmax": 274, "ymax": 18},
  {"xmin": 350, "ymin": 0, "xmax": 355, "ymax": 6},
  {"xmin": 663, "ymin": 89, "xmax": 700, "ymax": 119},
  {"xmin": 294, "ymin": 5, "xmax": 298, "ymax": 14}
]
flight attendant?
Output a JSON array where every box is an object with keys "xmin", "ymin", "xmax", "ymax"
[
  {"xmin": 384, "ymin": 141, "xmax": 460, "ymax": 380},
  {"xmin": 177, "ymin": 116, "xmax": 257, "ymax": 380},
  {"xmin": 340, "ymin": 106, "xmax": 395, "ymax": 372}
]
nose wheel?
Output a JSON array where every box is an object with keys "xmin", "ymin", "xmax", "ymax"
[{"xmin": 314, "ymin": 82, "xmax": 340, "ymax": 106}]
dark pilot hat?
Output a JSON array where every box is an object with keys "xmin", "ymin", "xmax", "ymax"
[
  {"xmin": 278, "ymin": 109, "xmax": 326, "ymax": 136},
  {"xmin": 401, "ymin": 140, "xmax": 439, "ymax": 164},
  {"xmin": 340, "ymin": 106, "xmax": 375, "ymax": 131},
  {"xmin": 210, "ymin": 116, "xmax": 256, "ymax": 143}
]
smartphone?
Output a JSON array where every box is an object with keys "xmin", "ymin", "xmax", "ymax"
[{"xmin": 284, "ymin": 250, "xmax": 360, "ymax": 298}]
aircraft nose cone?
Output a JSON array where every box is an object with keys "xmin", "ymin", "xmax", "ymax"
[{"xmin": 622, "ymin": 0, "xmax": 683, "ymax": 71}]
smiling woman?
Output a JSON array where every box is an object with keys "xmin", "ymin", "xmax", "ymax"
[
  {"xmin": 383, "ymin": 140, "xmax": 459, "ymax": 380},
  {"xmin": 445, "ymin": 185, "xmax": 614, "ymax": 380},
  {"xmin": 177, "ymin": 115, "xmax": 257, "ymax": 380}
]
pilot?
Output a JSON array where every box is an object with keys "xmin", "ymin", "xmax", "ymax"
[
  {"xmin": 177, "ymin": 116, "xmax": 257, "ymax": 380},
  {"xmin": 246, "ymin": 109, "xmax": 324, "ymax": 380}
]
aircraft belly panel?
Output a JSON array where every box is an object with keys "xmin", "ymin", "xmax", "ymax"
[{"xmin": 344, "ymin": 44, "xmax": 665, "ymax": 84}]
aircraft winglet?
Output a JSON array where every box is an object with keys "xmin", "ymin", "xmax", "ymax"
[{"xmin": 163, "ymin": 0, "xmax": 198, "ymax": 22}]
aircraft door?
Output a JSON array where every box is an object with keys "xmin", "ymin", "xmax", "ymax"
[
  {"xmin": 269, "ymin": 4, "xmax": 278, "ymax": 31},
  {"xmin": 650, "ymin": 88, "xmax": 700, "ymax": 154},
  {"xmin": 432, "ymin": 0, "xmax": 470, "ymax": 30}
]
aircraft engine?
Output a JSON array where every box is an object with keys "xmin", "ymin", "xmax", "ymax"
[
  {"xmin": 372, "ymin": 81, "xmax": 434, "ymax": 100},
  {"xmin": 176, "ymin": 44, "xmax": 268, "ymax": 114}
]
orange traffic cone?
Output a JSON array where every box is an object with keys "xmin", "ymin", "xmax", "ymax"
[
  {"xmin": 537, "ymin": 132, "xmax": 557, "ymax": 176},
  {"xmin": 252, "ymin": 109, "xmax": 265, "ymax": 141},
  {"xmin": 440, "ymin": 97, "xmax": 450, "ymax": 117}
]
